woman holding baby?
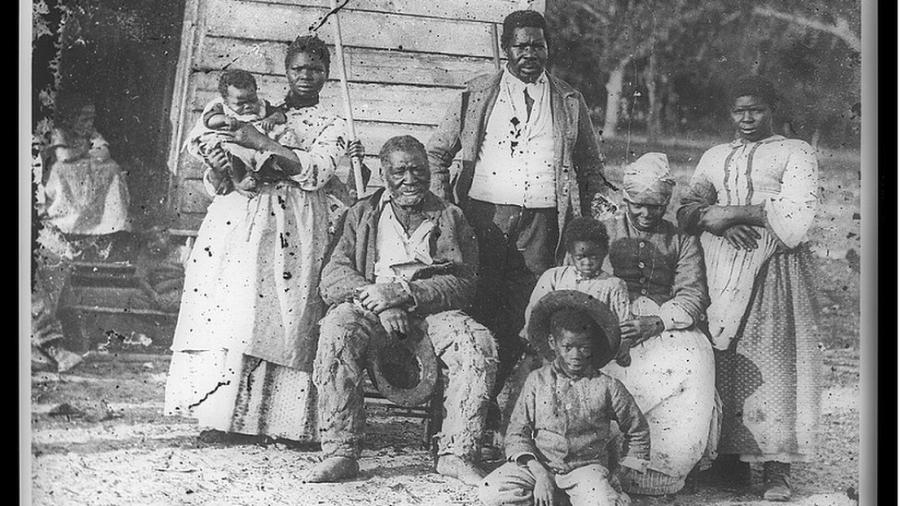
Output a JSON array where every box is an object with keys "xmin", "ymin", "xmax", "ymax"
[{"xmin": 164, "ymin": 35, "xmax": 361, "ymax": 444}]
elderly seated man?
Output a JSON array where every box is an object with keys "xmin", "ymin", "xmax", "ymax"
[{"xmin": 306, "ymin": 135, "xmax": 498, "ymax": 485}]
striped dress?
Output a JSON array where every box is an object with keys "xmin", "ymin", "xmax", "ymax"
[{"xmin": 677, "ymin": 134, "xmax": 823, "ymax": 463}]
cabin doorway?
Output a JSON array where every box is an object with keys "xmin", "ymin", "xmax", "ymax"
[{"xmin": 55, "ymin": 0, "xmax": 185, "ymax": 230}]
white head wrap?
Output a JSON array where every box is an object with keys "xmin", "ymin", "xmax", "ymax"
[{"xmin": 622, "ymin": 152, "xmax": 676, "ymax": 205}]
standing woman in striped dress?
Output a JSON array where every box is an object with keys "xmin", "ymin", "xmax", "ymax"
[{"xmin": 677, "ymin": 75, "xmax": 823, "ymax": 502}]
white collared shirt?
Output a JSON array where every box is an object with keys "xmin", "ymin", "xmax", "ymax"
[
  {"xmin": 468, "ymin": 68, "xmax": 556, "ymax": 208},
  {"xmin": 373, "ymin": 192, "xmax": 436, "ymax": 284}
]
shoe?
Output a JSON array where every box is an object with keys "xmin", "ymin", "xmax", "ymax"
[
  {"xmin": 763, "ymin": 462, "xmax": 792, "ymax": 501},
  {"xmin": 703, "ymin": 455, "xmax": 751, "ymax": 487},
  {"xmin": 763, "ymin": 477, "xmax": 792, "ymax": 501}
]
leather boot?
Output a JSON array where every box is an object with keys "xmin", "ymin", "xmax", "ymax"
[{"xmin": 762, "ymin": 461, "xmax": 792, "ymax": 501}]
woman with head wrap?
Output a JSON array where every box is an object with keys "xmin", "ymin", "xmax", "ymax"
[
  {"xmin": 597, "ymin": 152, "xmax": 719, "ymax": 498},
  {"xmin": 676, "ymin": 75, "xmax": 822, "ymax": 501}
]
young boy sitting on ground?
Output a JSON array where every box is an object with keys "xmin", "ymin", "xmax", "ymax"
[
  {"xmin": 186, "ymin": 68, "xmax": 296, "ymax": 195},
  {"xmin": 479, "ymin": 290, "xmax": 651, "ymax": 506}
]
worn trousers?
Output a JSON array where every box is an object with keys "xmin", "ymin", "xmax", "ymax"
[
  {"xmin": 460, "ymin": 199, "xmax": 558, "ymax": 397},
  {"xmin": 313, "ymin": 302, "xmax": 498, "ymax": 459},
  {"xmin": 479, "ymin": 462, "xmax": 630, "ymax": 506}
]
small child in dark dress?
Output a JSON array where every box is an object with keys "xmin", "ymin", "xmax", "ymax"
[{"xmin": 479, "ymin": 290, "xmax": 651, "ymax": 506}]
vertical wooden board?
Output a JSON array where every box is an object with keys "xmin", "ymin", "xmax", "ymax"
[
  {"xmin": 175, "ymin": 179, "xmax": 214, "ymax": 214},
  {"xmin": 197, "ymin": 37, "xmax": 496, "ymax": 87},
  {"xmin": 204, "ymin": 0, "xmax": 497, "ymax": 57},
  {"xmin": 166, "ymin": 0, "xmax": 205, "ymax": 174}
]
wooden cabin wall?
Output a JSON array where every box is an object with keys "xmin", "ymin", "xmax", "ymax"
[{"xmin": 167, "ymin": 0, "xmax": 545, "ymax": 231}]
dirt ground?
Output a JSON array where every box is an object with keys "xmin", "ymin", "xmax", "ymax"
[
  {"xmin": 27, "ymin": 344, "xmax": 860, "ymax": 506},
  {"xmin": 28, "ymin": 145, "xmax": 862, "ymax": 505}
]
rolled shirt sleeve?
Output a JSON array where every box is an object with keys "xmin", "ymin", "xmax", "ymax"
[
  {"xmin": 425, "ymin": 92, "xmax": 464, "ymax": 201},
  {"xmin": 763, "ymin": 142, "xmax": 819, "ymax": 249},
  {"xmin": 657, "ymin": 233, "xmax": 709, "ymax": 329},
  {"xmin": 264, "ymin": 116, "xmax": 345, "ymax": 191}
]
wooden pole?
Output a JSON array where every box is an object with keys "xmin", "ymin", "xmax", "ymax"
[
  {"xmin": 491, "ymin": 23, "xmax": 501, "ymax": 71},
  {"xmin": 329, "ymin": 0, "xmax": 366, "ymax": 198}
]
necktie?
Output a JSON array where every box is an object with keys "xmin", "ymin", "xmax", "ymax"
[{"xmin": 523, "ymin": 88, "xmax": 534, "ymax": 121}]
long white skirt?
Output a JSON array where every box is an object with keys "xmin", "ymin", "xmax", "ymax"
[
  {"xmin": 602, "ymin": 297, "xmax": 719, "ymax": 494},
  {"xmin": 164, "ymin": 182, "xmax": 330, "ymax": 442}
]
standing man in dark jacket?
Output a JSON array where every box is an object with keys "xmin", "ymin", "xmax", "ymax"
[
  {"xmin": 307, "ymin": 136, "xmax": 498, "ymax": 486},
  {"xmin": 426, "ymin": 10, "xmax": 614, "ymax": 412}
]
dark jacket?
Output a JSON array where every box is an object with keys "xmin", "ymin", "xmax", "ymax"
[
  {"xmin": 604, "ymin": 214, "xmax": 709, "ymax": 326},
  {"xmin": 320, "ymin": 188, "xmax": 479, "ymax": 316},
  {"xmin": 425, "ymin": 70, "xmax": 610, "ymax": 256}
]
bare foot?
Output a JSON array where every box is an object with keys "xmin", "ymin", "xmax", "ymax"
[
  {"xmin": 435, "ymin": 454, "xmax": 486, "ymax": 486},
  {"xmin": 304, "ymin": 456, "xmax": 360, "ymax": 483}
]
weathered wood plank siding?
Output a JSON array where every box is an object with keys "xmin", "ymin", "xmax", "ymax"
[{"xmin": 168, "ymin": 0, "xmax": 545, "ymax": 230}]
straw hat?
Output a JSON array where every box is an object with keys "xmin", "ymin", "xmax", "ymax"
[
  {"xmin": 365, "ymin": 320, "xmax": 439, "ymax": 407},
  {"xmin": 526, "ymin": 290, "xmax": 622, "ymax": 369}
]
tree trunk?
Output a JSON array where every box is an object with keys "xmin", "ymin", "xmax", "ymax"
[
  {"xmin": 645, "ymin": 52, "xmax": 661, "ymax": 143},
  {"xmin": 751, "ymin": 45, "xmax": 763, "ymax": 74},
  {"xmin": 603, "ymin": 58, "xmax": 629, "ymax": 139},
  {"xmin": 662, "ymin": 72, "xmax": 678, "ymax": 135}
]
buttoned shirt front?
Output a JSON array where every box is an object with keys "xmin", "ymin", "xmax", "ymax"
[
  {"xmin": 505, "ymin": 362, "xmax": 651, "ymax": 475},
  {"xmin": 468, "ymin": 68, "xmax": 556, "ymax": 207},
  {"xmin": 604, "ymin": 213, "xmax": 709, "ymax": 330}
]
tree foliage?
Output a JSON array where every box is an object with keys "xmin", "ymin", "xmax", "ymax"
[{"xmin": 546, "ymin": 0, "xmax": 861, "ymax": 148}]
